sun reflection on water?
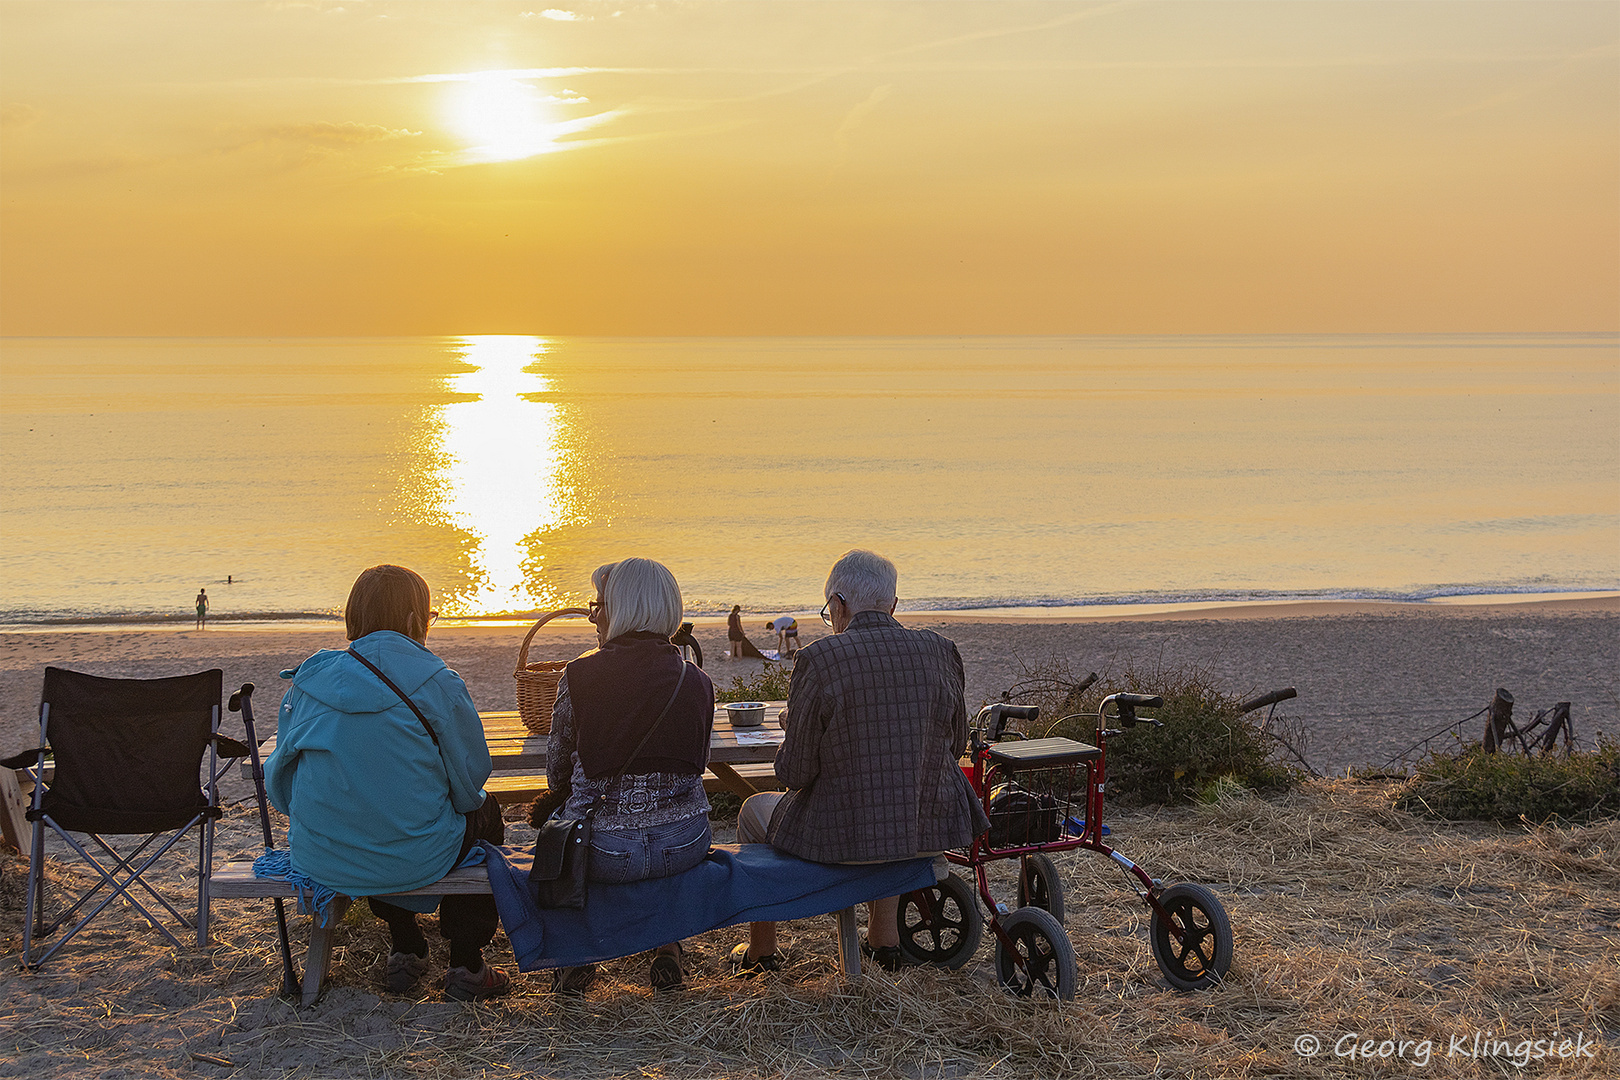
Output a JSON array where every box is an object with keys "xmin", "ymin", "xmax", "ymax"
[{"xmin": 433, "ymin": 335, "xmax": 568, "ymax": 617}]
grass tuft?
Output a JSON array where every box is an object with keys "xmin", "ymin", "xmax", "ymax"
[
  {"xmin": 716, "ymin": 662, "xmax": 792, "ymax": 704},
  {"xmin": 1396, "ymin": 736, "xmax": 1620, "ymax": 824}
]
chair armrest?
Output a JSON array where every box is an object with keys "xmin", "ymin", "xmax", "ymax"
[
  {"xmin": 211, "ymin": 735, "xmax": 252, "ymax": 758},
  {"xmin": 1, "ymin": 748, "xmax": 47, "ymax": 770}
]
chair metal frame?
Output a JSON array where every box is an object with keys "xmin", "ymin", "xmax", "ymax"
[{"xmin": 18, "ymin": 669, "xmax": 241, "ymax": 969}]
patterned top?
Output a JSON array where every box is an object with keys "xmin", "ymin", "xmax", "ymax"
[
  {"xmin": 547, "ymin": 676, "xmax": 710, "ymax": 832},
  {"xmin": 766, "ymin": 610, "xmax": 991, "ymax": 863}
]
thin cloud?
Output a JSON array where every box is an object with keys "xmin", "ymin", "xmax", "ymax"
[
  {"xmin": 1437, "ymin": 39, "xmax": 1620, "ymax": 121},
  {"xmin": 399, "ymin": 108, "xmax": 624, "ymax": 170},
  {"xmin": 833, "ymin": 84, "xmax": 891, "ymax": 166},
  {"xmin": 2, "ymin": 103, "xmax": 42, "ymax": 131},
  {"xmin": 263, "ymin": 121, "xmax": 422, "ymax": 146}
]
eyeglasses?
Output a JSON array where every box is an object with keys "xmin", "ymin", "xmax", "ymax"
[
  {"xmin": 820, "ymin": 593, "xmax": 845, "ymax": 627},
  {"xmin": 587, "ymin": 600, "xmax": 603, "ymax": 623},
  {"xmin": 427, "ymin": 610, "xmax": 439, "ymax": 626}
]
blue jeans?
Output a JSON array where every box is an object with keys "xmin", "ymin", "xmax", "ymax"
[{"xmin": 587, "ymin": 814, "xmax": 712, "ymax": 884}]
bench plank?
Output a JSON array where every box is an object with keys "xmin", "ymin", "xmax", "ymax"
[
  {"xmin": 484, "ymin": 763, "xmax": 784, "ymax": 806},
  {"xmin": 1, "ymin": 769, "xmax": 31, "ymax": 856},
  {"xmin": 210, "ymin": 862, "xmax": 494, "ymax": 898}
]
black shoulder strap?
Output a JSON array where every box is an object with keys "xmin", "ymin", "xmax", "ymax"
[{"xmin": 347, "ymin": 648, "xmax": 439, "ymax": 746}]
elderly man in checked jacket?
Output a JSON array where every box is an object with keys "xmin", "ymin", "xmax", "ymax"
[{"xmin": 729, "ymin": 549, "xmax": 990, "ymax": 975}]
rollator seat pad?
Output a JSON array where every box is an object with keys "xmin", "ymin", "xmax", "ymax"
[{"xmin": 480, "ymin": 841, "xmax": 939, "ymax": 970}]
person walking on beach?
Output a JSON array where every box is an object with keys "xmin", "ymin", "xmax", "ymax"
[
  {"xmin": 727, "ymin": 605, "xmax": 745, "ymax": 660},
  {"xmin": 194, "ymin": 588, "xmax": 209, "ymax": 629},
  {"xmin": 729, "ymin": 549, "xmax": 988, "ymax": 975}
]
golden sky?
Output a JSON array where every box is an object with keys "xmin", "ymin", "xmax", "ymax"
[{"xmin": 1, "ymin": 0, "xmax": 1615, "ymax": 336}]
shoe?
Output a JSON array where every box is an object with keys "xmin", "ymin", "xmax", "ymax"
[
  {"xmin": 861, "ymin": 936, "xmax": 905, "ymax": 972},
  {"xmin": 649, "ymin": 950, "xmax": 685, "ymax": 992},
  {"xmin": 551, "ymin": 963, "xmax": 597, "ymax": 997},
  {"xmin": 728, "ymin": 941, "xmax": 782, "ymax": 978},
  {"xmin": 444, "ymin": 963, "xmax": 512, "ymax": 1002},
  {"xmin": 386, "ymin": 950, "xmax": 430, "ymax": 993}
]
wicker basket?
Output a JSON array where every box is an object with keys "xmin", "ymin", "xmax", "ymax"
[{"xmin": 514, "ymin": 607, "xmax": 590, "ymax": 736}]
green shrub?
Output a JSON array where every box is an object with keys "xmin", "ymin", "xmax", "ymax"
[
  {"xmin": 706, "ymin": 790, "xmax": 744, "ymax": 823},
  {"xmin": 716, "ymin": 661, "xmax": 792, "ymax": 704},
  {"xmin": 1395, "ymin": 737, "xmax": 1620, "ymax": 824},
  {"xmin": 1007, "ymin": 658, "xmax": 1299, "ymax": 804}
]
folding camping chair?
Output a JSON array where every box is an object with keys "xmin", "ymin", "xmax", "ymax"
[{"xmin": 4, "ymin": 667, "xmax": 249, "ymax": 968}]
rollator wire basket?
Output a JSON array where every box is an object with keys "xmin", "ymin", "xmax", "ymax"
[
  {"xmin": 514, "ymin": 608, "xmax": 590, "ymax": 735},
  {"xmin": 980, "ymin": 742, "xmax": 1094, "ymax": 853}
]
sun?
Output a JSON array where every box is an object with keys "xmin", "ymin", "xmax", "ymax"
[{"xmin": 447, "ymin": 73, "xmax": 556, "ymax": 162}]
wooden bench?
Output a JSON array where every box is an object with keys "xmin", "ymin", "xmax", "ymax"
[
  {"xmin": 1, "ymin": 768, "xmax": 33, "ymax": 855},
  {"xmin": 210, "ymin": 860, "xmax": 861, "ymax": 1007}
]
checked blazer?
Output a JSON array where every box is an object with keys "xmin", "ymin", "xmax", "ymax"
[{"xmin": 766, "ymin": 610, "xmax": 991, "ymax": 863}]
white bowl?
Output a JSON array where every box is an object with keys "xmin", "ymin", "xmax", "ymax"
[{"xmin": 723, "ymin": 702, "xmax": 766, "ymax": 727}]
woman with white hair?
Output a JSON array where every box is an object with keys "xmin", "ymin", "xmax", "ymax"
[{"xmin": 541, "ymin": 557, "xmax": 715, "ymax": 993}]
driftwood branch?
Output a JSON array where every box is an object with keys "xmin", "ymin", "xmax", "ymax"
[
  {"xmin": 1240, "ymin": 687, "xmax": 1297, "ymax": 714},
  {"xmin": 1482, "ymin": 688, "xmax": 1515, "ymax": 754},
  {"xmin": 1540, "ymin": 702, "xmax": 1573, "ymax": 754}
]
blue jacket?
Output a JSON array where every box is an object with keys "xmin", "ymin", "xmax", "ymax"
[{"xmin": 264, "ymin": 631, "xmax": 491, "ymax": 896}]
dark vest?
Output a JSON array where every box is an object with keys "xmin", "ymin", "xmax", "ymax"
[{"xmin": 565, "ymin": 632, "xmax": 715, "ymax": 779}]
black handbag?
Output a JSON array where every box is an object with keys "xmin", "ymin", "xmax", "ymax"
[
  {"xmin": 529, "ymin": 815, "xmax": 591, "ymax": 909},
  {"xmin": 527, "ymin": 661, "xmax": 689, "ymax": 909}
]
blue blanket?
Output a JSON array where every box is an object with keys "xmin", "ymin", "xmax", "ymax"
[{"xmin": 479, "ymin": 841, "xmax": 939, "ymax": 970}]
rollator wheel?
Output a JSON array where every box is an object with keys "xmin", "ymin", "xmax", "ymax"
[
  {"xmin": 1016, "ymin": 853, "xmax": 1064, "ymax": 924},
  {"xmin": 993, "ymin": 906, "xmax": 1076, "ymax": 1001},
  {"xmin": 1148, "ymin": 882, "xmax": 1233, "ymax": 991},
  {"xmin": 895, "ymin": 871, "xmax": 983, "ymax": 969}
]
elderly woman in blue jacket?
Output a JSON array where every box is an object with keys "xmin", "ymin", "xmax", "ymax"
[{"xmin": 264, "ymin": 564, "xmax": 508, "ymax": 1002}]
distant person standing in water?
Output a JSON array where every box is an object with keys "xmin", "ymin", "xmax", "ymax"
[{"xmin": 195, "ymin": 588, "xmax": 209, "ymax": 629}]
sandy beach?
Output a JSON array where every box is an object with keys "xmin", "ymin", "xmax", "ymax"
[
  {"xmin": 4, "ymin": 597, "xmax": 1615, "ymax": 776},
  {"xmin": 3, "ymin": 598, "xmax": 1617, "ymax": 1078}
]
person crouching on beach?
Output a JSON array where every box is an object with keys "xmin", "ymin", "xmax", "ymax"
[
  {"xmin": 533, "ymin": 557, "xmax": 716, "ymax": 994},
  {"xmin": 765, "ymin": 615, "xmax": 799, "ymax": 657},
  {"xmin": 264, "ymin": 565, "xmax": 509, "ymax": 1001}
]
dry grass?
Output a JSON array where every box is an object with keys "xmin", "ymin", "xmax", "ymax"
[{"xmin": 4, "ymin": 780, "xmax": 1618, "ymax": 1078}]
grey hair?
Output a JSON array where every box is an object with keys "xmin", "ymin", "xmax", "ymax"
[
  {"xmin": 825, "ymin": 549, "xmax": 898, "ymax": 613},
  {"xmin": 599, "ymin": 557, "xmax": 684, "ymax": 640}
]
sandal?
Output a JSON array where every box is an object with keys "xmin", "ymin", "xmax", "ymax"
[{"xmin": 649, "ymin": 945, "xmax": 685, "ymax": 992}]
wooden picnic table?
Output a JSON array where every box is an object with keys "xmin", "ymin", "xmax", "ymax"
[{"xmin": 240, "ymin": 703, "xmax": 789, "ymax": 804}]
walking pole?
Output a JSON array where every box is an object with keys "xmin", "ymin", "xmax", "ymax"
[{"xmin": 230, "ymin": 683, "xmax": 301, "ymax": 1000}]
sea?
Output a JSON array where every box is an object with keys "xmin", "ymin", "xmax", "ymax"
[{"xmin": 2, "ymin": 334, "xmax": 1616, "ymax": 626}]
